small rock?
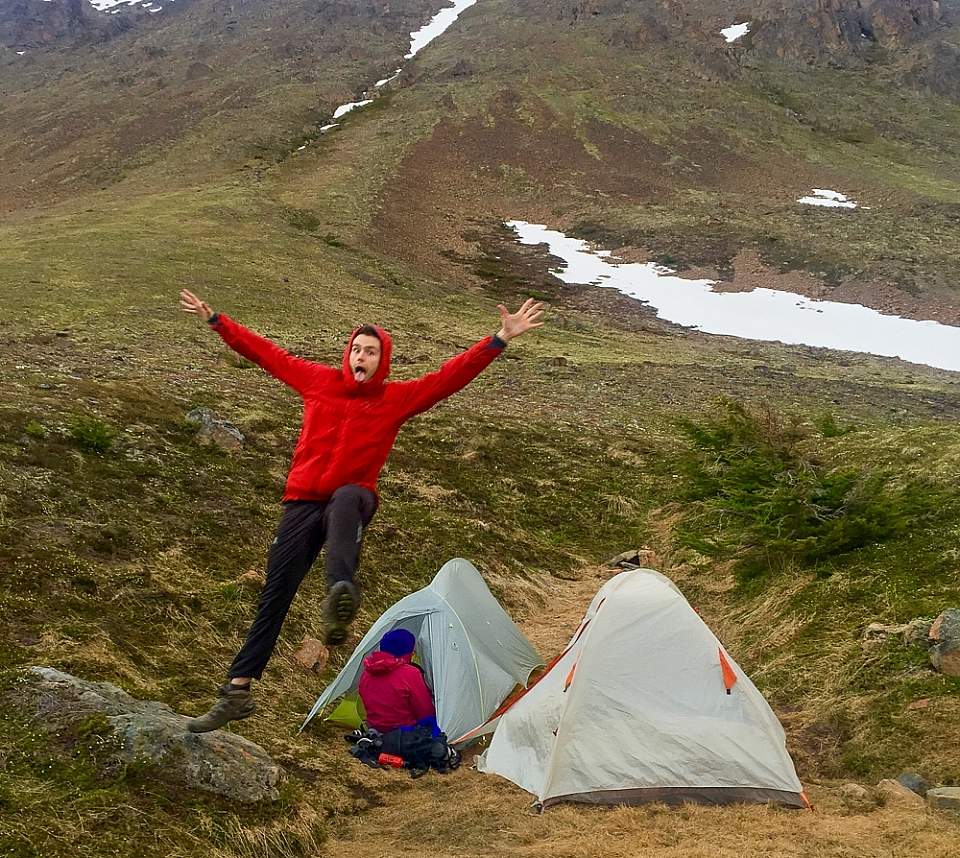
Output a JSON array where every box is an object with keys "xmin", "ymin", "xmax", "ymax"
[
  {"xmin": 605, "ymin": 549, "xmax": 639, "ymax": 567},
  {"xmin": 839, "ymin": 782, "xmax": 869, "ymax": 801},
  {"xmin": 896, "ymin": 772, "xmax": 929, "ymax": 796},
  {"xmin": 238, "ymin": 569, "xmax": 264, "ymax": 588},
  {"xmin": 902, "ymin": 618, "xmax": 934, "ymax": 645},
  {"xmin": 927, "ymin": 787, "xmax": 960, "ymax": 812},
  {"xmin": 928, "ymin": 609, "xmax": 960, "ymax": 676},
  {"xmin": 877, "ymin": 778, "xmax": 926, "ymax": 809},
  {"xmin": 907, "ymin": 698, "xmax": 930, "ymax": 711},
  {"xmin": 186, "ymin": 407, "xmax": 244, "ymax": 450},
  {"xmin": 545, "ymin": 356, "xmax": 569, "ymax": 367},
  {"xmin": 862, "ymin": 621, "xmax": 910, "ymax": 641},
  {"xmin": 292, "ymin": 637, "xmax": 328, "ymax": 672},
  {"xmin": 605, "ymin": 547, "xmax": 656, "ymax": 568}
]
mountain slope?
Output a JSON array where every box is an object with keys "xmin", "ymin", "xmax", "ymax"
[{"xmin": 2, "ymin": 2, "xmax": 960, "ymax": 857}]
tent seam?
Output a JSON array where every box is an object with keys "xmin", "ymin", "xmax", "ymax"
[{"xmin": 539, "ymin": 574, "xmax": 629, "ymax": 801}]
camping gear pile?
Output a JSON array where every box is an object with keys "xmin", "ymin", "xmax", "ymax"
[{"xmin": 306, "ymin": 559, "xmax": 806, "ymax": 810}]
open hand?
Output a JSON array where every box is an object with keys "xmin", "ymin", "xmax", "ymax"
[
  {"xmin": 179, "ymin": 289, "xmax": 215, "ymax": 323},
  {"xmin": 496, "ymin": 298, "xmax": 545, "ymax": 342}
]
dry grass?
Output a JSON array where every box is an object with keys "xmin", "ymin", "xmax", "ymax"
[{"xmin": 325, "ymin": 775, "xmax": 960, "ymax": 858}]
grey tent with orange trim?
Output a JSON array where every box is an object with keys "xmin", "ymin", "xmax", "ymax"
[{"xmin": 461, "ymin": 568, "xmax": 807, "ymax": 810}]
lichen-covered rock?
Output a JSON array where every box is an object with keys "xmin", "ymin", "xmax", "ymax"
[
  {"xmin": 929, "ymin": 609, "xmax": 960, "ymax": 676},
  {"xmin": 10, "ymin": 667, "xmax": 282, "ymax": 803},
  {"xmin": 896, "ymin": 771, "xmax": 929, "ymax": 797},
  {"xmin": 927, "ymin": 787, "xmax": 960, "ymax": 813},
  {"xmin": 877, "ymin": 778, "xmax": 926, "ymax": 809},
  {"xmin": 186, "ymin": 407, "xmax": 244, "ymax": 450}
]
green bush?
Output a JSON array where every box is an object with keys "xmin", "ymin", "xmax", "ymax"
[
  {"xmin": 23, "ymin": 420, "xmax": 48, "ymax": 440},
  {"xmin": 671, "ymin": 399, "xmax": 941, "ymax": 582},
  {"xmin": 69, "ymin": 417, "xmax": 115, "ymax": 454}
]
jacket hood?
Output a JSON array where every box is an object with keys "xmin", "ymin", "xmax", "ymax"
[
  {"xmin": 342, "ymin": 325, "xmax": 392, "ymax": 394},
  {"xmin": 363, "ymin": 650, "xmax": 411, "ymax": 675}
]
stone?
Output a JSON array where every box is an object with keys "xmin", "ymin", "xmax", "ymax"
[
  {"xmin": 927, "ymin": 787, "xmax": 960, "ymax": 812},
  {"xmin": 186, "ymin": 407, "xmax": 244, "ymax": 450},
  {"xmin": 605, "ymin": 549, "xmax": 640, "ymax": 567},
  {"xmin": 292, "ymin": 637, "xmax": 329, "ymax": 672},
  {"xmin": 9, "ymin": 667, "xmax": 282, "ymax": 803},
  {"xmin": 877, "ymin": 778, "xmax": 926, "ymax": 809},
  {"xmin": 907, "ymin": 698, "xmax": 931, "ymax": 711},
  {"xmin": 862, "ymin": 621, "xmax": 910, "ymax": 641},
  {"xmin": 896, "ymin": 771, "xmax": 929, "ymax": 796},
  {"xmin": 605, "ymin": 548, "xmax": 657, "ymax": 568},
  {"xmin": 902, "ymin": 617, "xmax": 934, "ymax": 645},
  {"xmin": 928, "ymin": 609, "xmax": 960, "ymax": 676},
  {"xmin": 839, "ymin": 782, "xmax": 870, "ymax": 801},
  {"xmin": 238, "ymin": 569, "xmax": 264, "ymax": 588}
]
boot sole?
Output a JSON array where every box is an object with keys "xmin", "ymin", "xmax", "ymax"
[{"xmin": 324, "ymin": 583, "xmax": 359, "ymax": 646}]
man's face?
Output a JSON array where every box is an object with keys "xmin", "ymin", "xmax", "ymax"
[{"xmin": 350, "ymin": 334, "xmax": 382, "ymax": 383}]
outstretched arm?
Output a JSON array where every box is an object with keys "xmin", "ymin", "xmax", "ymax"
[
  {"xmin": 179, "ymin": 289, "xmax": 330, "ymax": 394},
  {"xmin": 396, "ymin": 299, "xmax": 545, "ymax": 419}
]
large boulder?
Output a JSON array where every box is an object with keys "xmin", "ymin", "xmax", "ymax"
[{"xmin": 9, "ymin": 667, "xmax": 282, "ymax": 803}]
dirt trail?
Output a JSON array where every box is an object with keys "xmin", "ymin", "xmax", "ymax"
[{"xmin": 322, "ymin": 567, "xmax": 960, "ymax": 858}]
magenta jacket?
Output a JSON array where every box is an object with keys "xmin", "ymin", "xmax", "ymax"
[{"xmin": 358, "ymin": 650, "xmax": 436, "ymax": 733}]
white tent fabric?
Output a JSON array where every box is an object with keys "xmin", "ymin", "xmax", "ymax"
[
  {"xmin": 300, "ymin": 558, "xmax": 543, "ymax": 741},
  {"xmin": 474, "ymin": 568, "xmax": 806, "ymax": 809}
]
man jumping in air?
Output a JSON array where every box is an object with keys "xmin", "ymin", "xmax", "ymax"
[{"xmin": 178, "ymin": 289, "xmax": 544, "ymax": 732}]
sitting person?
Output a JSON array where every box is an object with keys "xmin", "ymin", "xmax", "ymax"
[{"xmin": 356, "ymin": 628, "xmax": 459, "ymax": 775}]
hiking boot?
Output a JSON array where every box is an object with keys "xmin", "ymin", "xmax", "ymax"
[
  {"xmin": 323, "ymin": 580, "xmax": 360, "ymax": 646},
  {"xmin": 187, "ymin": 683, "xmax": 255, "ymax": 733},
  {"xmin": 433, "ymin": 746, "xmax": 462, "ymax": 774}
]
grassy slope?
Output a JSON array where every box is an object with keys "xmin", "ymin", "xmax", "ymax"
[{"xmin": 1, "ymin": 1, "xmax": 960, "ymax": 856}]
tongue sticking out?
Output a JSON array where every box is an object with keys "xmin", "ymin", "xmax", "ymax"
[{"xmin": 354, "ymin": 367, "xmax": 367, "ymax": 382}]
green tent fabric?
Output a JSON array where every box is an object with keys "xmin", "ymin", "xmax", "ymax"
[{"xmin": 301, "ymin": 558, "xmax": 543, "ymax": 740}]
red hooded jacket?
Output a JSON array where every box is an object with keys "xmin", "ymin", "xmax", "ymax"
[
  {"xmin": 357, "ymin": 650, "xmax": 435, "ymax": 733},
  {"xmin": 209, "ymin": 313, "xmax": 505, "ymax": 502}
]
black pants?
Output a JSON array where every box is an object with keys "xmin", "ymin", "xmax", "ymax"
[
  {"xmin": 228, "ymin": 484, "xmax": 377, "ymax": 680},
  {"xmin": 380, "ymin": 726, "xmax": 451, "ymax": 769}
]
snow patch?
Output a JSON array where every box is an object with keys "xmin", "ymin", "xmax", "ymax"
[
  {"xmin": 798, "ymin": 188, "xmax": 858, "ymax": 209},
  {"xmin": 89, "ymin": 0, "xmax": 148, "ymax": 9},
  {"xmin": 332, "ymin": 99, "xmax": 373, "ymax": 120},
  {"xmin": 507, "ymin": 220, "xmax": 960, "ymax": 372},
  {"xmin": 375, "ymin": 68, "xmax": 402, "ymax": 88},
  {"xmin": 721, "ymin": 22, "xmax": 750, "ymax": 43},
  {"xmin": 406, "ymin": 0, "xmax": 478, "ymax": 59}
]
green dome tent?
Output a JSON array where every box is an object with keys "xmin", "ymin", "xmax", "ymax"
[{"xmin": 300, "ymin": 558, "xmax": 543, "ymax": 740}]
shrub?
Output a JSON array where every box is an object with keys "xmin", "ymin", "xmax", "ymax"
[
  {"xmin": 23, "ymin": 420, "xmax": 48, "ymax": 440},
  {"xmin": 671, "ymin": 399, "xmax": 941, "ymax": 582},
  {"xmin": 69, "ymin": 417, "xmax": 115, "ymax": 454}
]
